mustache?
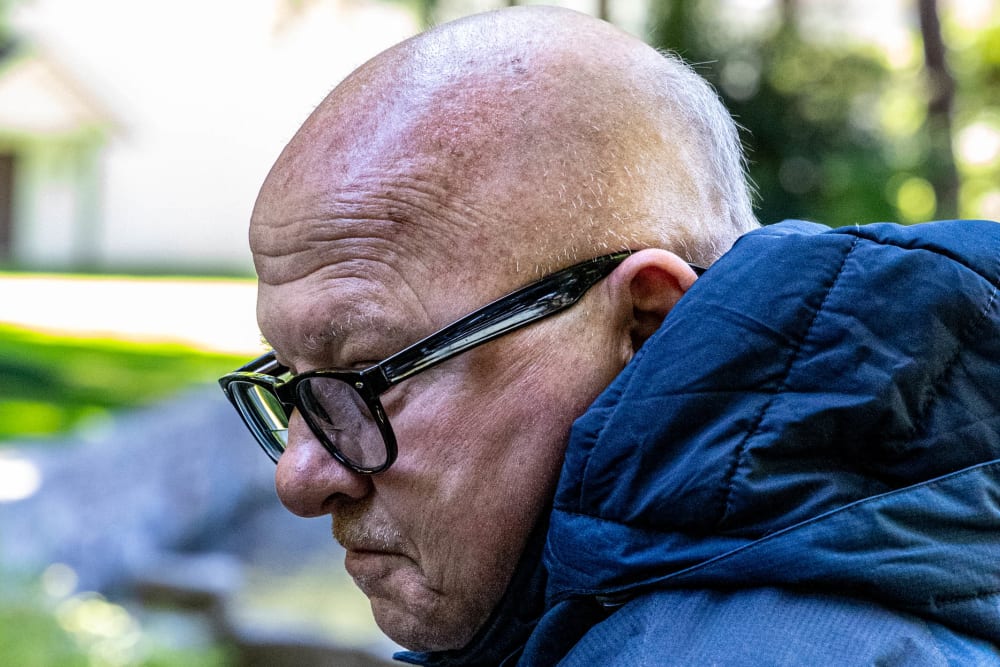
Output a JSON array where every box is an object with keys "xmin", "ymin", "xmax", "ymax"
[{"xmin": 332, "ymin": 501, "xmax": 403, "ymax": 552}]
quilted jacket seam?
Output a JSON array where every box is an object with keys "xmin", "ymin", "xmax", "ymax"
[{"xmin": 715, "ymin": 235, "xmax": 860, "ymax": 530}]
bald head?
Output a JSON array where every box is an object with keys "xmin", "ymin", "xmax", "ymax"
[{"xmin": 251, "ymin": 7, "xmax": 756, "ymax": 288}]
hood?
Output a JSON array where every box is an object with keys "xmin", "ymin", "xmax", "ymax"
[{"xmin": 545, "ymin": 220, "xmax": 1000, "ymax": 643}]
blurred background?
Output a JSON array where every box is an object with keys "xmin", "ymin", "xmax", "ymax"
[{"xmin": 0, "ymin": 0, "xmax": 997, "ymax": 665}]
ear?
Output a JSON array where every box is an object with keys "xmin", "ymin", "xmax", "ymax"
[{"xmin": 606, "ymin": 249, "xmax": 699, "ymax": 353}]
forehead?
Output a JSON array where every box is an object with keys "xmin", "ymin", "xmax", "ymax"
[
  {"xmin": 256, "ymin": 252, "xmax": 435, "ymax": 368},
  {"xmin": 248, "ymin": 31, "xmax": 627, "ymax": 362},
  {"xmin": 251, "ymin": 160, "xmax": 502, "ymax": 356},
  {"xmin": 250, "ymin": 142, "xmax": 537, "ymax": 368},
  {"xmin": 249, "ymin": 93, "xmax": 518, "ymax": 290},
  {"xmin": 250, "ymin": 131, "xmax": 536, "ymax": 366}
]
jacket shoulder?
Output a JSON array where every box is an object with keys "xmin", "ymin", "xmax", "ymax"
[{"xmin": 555, "ymin": 587, "xmax": 1000, "ymax": 666}]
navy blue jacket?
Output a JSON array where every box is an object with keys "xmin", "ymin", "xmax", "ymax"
[{"xmin": 400, "ymin": 220, "xmax": 1000, "ymax": 666}]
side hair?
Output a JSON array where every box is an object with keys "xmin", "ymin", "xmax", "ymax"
[{"xmin": 652, "ymin": 50, "xmax": 759, "ymax": 266}]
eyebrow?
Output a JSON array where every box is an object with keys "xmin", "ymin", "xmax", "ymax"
[
  {"xmin": 290, "ymin": 315, "xmax": 421, "ymax": 375},
  {"xmin": 299, "ymin": 310, "xmax": 387, "ymax": 357}
]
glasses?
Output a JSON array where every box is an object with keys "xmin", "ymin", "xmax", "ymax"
[{"xmin": 219, "ymin": 251, "xmax": 705, "ymax": 474}]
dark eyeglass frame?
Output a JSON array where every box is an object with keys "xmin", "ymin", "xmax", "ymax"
[{"xmin": 219, "ymin": 251, "xmax": 705, "ymax": 474}]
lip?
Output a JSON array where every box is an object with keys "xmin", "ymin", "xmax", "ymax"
[
  {"xmin": 343, "ymin": 544, "xmax": 403, "ymax": 564},
  {"xmin": 344, "ymin": 548, "xmax": 404, "ymax": 585},
  {"xmin": 345, "ymin": 547, "xmax": 385, "ymax": 559}
]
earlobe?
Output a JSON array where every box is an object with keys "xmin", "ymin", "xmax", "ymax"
[{"xmin": 607, "ymin": 249, "xmax": 698, "ymax": 353}]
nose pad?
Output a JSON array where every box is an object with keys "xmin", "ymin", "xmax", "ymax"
[{"xmin": 274, "ymin": 411, "xmax": 371, "ymax": 517}]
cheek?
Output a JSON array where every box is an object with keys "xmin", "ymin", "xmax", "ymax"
[
  {"xmin": 402, "ymin": 327, "xmax": 615, "ymax": 471},
  {"xmin": 363, "ymin": 333, "xmax": 619, "ymax": 645},
  {"xmin": 393, "ymin": 349, "xmax": 587, "ymax": 526},
  {"xmin": 385, "ymin": 352, "xmax": 568, "ymax": 520},
  {"xmin": 401, "ymin": 357, "xmax": 564, "ymax": 469}
]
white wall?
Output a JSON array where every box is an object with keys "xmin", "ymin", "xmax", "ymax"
[{"xmin": 12, "ymin": 0, "xmax": 420, "ymax": 273}]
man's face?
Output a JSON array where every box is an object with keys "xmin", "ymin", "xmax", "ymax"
[{"xmin": 251, "ymin": 166, "xmax": 627, "ymax": 651}]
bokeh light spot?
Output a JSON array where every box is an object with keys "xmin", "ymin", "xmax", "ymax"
[
  {"xmin": 0, "ymin": 455, "xmax": 42, "ymax": 502},
  {"xmin": 976, "ymin": 191, "xmax": 1000, "ymax": 220},
  {"xmin": 956, "ymin": 121, "xmax": 1000, "ymax": 169},
  {"xmin": 895, "ymin": 176, "xmax": 937, "ymax": 222},
  {"xmin": 42, "ymin": 563, "xmax": 79, "ymax": 599},
  {"xmin": 879, "ymin": 88, "xmax": 925, "ymax": 138},
  {"xmin": 721, "ymin": 59, "xmax": 761, "ymax": 101}
]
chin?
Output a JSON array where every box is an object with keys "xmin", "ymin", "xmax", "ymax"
[{"xmin": 370, "ymin": 594, "xmax": 484, "ymax": 653}]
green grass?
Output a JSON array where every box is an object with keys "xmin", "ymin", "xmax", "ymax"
[{"xmin": 0, "ymin": 324, "xmax": 249, "ymax": 441}]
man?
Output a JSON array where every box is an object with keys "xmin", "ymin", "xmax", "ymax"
[{"xmin": 220, "ymin": 6, "xmax": 1000, "ymax": 665}]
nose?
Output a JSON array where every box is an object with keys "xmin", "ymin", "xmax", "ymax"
[{"xmin": 275, "ymin": 410, "xmax": 372, "ymax": 517}]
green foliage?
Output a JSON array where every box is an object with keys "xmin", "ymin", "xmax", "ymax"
[
  {"xmin": 0, "ymin": 604, "xmax": 88, "ymax": 667},
  {"xmin": 730, "ymin": 40, "xmax": 897, "ymax": 226},
  {"xmin": 949, "ymin": 17, "xmax": 1000, "ymax": 217},
  {"xmin": 649, "ymin": 0, "xmax": 899, "ymax": 226},
  {"xmin": 0, "ymin": 0, "xmax": 23, "ymax": 43},
  {"xmin": 0, "ymin": 324, "xmax": 246, "ymax": 441},
  {"xmin": 647, "ymin": 0, "xmax": 1000, "ymax": 226},
  {"xmin": 953, "ymin": 22, "xmax": 1000, "ymax": 110}
]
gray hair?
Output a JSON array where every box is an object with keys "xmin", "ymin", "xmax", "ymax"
[{"xmin": 647, "ymin": 50, "xmax": 759, "ymax": 266}]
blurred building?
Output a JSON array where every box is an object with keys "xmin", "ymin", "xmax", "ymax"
[
  {"xmin": 2, "ymin": 0, "xmax": 420, "ymax": 274},
  {"xmin": 0, "ymin": 39, "xmax": 113, "ymax": 269}
]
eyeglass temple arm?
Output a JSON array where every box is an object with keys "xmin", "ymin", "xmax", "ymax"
[
  {"xmin": 227, "ymin": 257, "xmax": 704, "ymax": 388},
  {"xmin": 380, "ymin": 252, "xmax": 636, "ymax": 385}
]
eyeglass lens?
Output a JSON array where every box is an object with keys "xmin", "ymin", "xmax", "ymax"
[
  {"xmin": 295, "ymin": 377, "xmax": 386, "ymax": 470},
  {"xmin": 227, "ymin": 380, "xmax": 289, "ymax": 461},
  {"xmin": 228, "ymin": 377, "xmax": 387, "ymax": 470}
]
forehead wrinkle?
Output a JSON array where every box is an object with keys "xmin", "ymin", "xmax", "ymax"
[
  {"xmin": 261, "ymin": 257, "xmax": 435, "ymax": 369},
  {"xmin": 253, "ymin": 221, "xmax": 402, "ymax": 287},
  {"xmin": 256, "ymin": 174, "xmax": 503, "ymax": 290},
  {"xmin": 296, "ymin": 258, "xmax": 431, "ymax": 359},
  {"xmin": 335, "ymin": 172, "xmax": 501, "ymax": 256},
  {"xmin": 251, "ymin": 208, "xmax": 398, "ymax": 254},
  {"xmin": 251, "ymin": 173, "xmax": 408, "ymax": 278}
]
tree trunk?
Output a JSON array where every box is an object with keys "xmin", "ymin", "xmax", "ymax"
[
  {"xmin": 917, "ymin": 0, "xmax": 960, "ymax": 219},
  {"xmin": 597, "ymin": 0, "xmax": 610, "ymax": 22},
  {"xmin": 780, "ymin": 0, "xmax": 796, "ymax": 29}
]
